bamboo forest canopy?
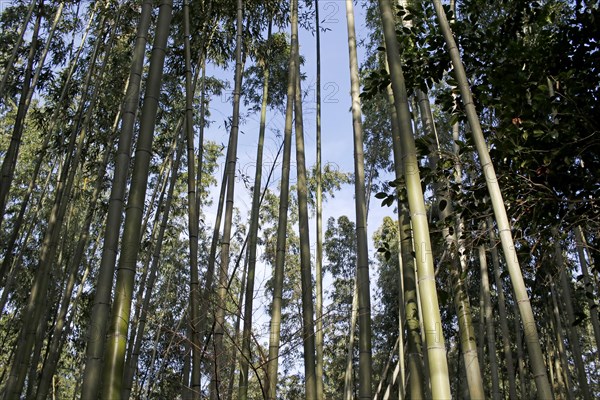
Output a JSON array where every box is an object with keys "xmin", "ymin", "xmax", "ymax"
[{"xmin": 0, "ymin": 0, "xmax": 599, "ymax": 399}]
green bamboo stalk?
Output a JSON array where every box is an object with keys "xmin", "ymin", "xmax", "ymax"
[
  {"xmin": 344, "ymin": 1, "xmax": 372, "ymax": 398},
  {"xmin": 314, "ymin": 0, "xmax": 325, "ymax": 396},
  {"xmin": 100, "ymin": 2, "xmax": 173, "ymax": 397},
  {"xmin": 265, "ymin": 1, "xmax": 297, "ymax": 395},
  {"xmin": 238, "ymin": 22, "xmax": 271, "ymax": 400},
  {"xmin": 80, "ymin": 2, "xmax": 153, "ymax": 397},
  {"xmin": 377, "ymin": 1, "xmax": 451, "ymax": 397},
  {"xmin": 430, "ymin": 2, "xmax": 553, "ymax": 397},
  {"xmin": 212, "ymin": 0, "xmax": 244, "ymax": 396},
  {"xmin": 294, "ymin": 47, "xmax": 318, "ymax": 400},
  {"xmin": 552, "ymin": 228, "xmax": 591, "ymax": 399}
]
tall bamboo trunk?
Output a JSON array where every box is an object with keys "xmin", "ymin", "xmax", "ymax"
[
  {"xmin": 378, "ymin": 1, "xmax": 451, "ymax": 397},
  {"xmin": 265, "ymin": 1, "xmax": 297, "ymax": 395},
  {"xmin": 212, "ymin": 0, "xmax": 244, "ymax": 396},
  {"xmin": 0, "ymin": 0, "xmax": 36, "ymax": 98},
  {"xmin": 0, "ymin": 6, "xmax": 42, "ymax": 231},
  {"xmin": 314, "ymin": 0, "xmax": 325, "ymax": 396},
  {"xmin": 100, "ymin": 2, "xmax": 173, "ymax": 397},
  {"xmin": 488, "ymin": 217, "xmax": 517, "ymax": 399},
  {"xmin": 385, "ymin": 61, "xmax": 425, "ymax": 400},
  {"xmin": 552, "ymin": 229, "xmax": 591, "ymax": 399},
  {"xmin": 431, "ymin": 2, "xmax": 553, "ymax": 397},
  {"xmin": 419, "ymin": 88, "xmax": 484, "ymax": 400},
  {"xmin": 574, "ymin": 226, "xmax": 600, "ymax": 357},
  {"xmin": 478, "ymin": 243, "xmax": 500, "ymax": 400},
  {"xmin": 182, "ymin": 1, "xmax": 202, "ymax": 396},
  {"xmin": 343, "ymin": 277, "xmax": 359, "ymax": 400},
  {"xmin": 0, "ymin": 2, "xmax": 65, "ymax": 231},
  {"xmin": 121, "ymin": 135, "xmax": 183, "ymax": 400},
  {"xmin": 545, "ymin": 301, "xmax": 568, "ymax": 399},
  {"xmin": 237, "ymin": 24, "xmax": 271, "ymax": 400},
  {"xmin": 35, "ymin": 124, "xmax": 116, "ymax": 400},
  {"xmin": 294, "ymin": 49, "xmax": 318, "ymax": 400},
  {"xmin": 81, "ymin": 2, "xmax": 153, "ymax": 397},
  {"xmin": 344, "ymin": 1, "xmax": 373, "ymax": 398},
  {"xmin": 549, "ymin": 283, "xmax": 573, "ymax": 400}
]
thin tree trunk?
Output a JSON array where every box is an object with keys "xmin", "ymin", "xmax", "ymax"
[
  {"xmin": 574, "ymin": 226, "xmax": 600, "ymax": 356},
  {"xmin": 237, "ymin": 23, "xmax": 271, "ymax": 400},
  {"xmin": 198, "ymin": 135, "xmax": 231, "ymax": 352},
  {"xmin": 182, "ymin": 1, "xmax": 202, "ymax": 396},
  {"xmin": 545, "ymin": 301, "xmax": 568, "ymax": 400},
  {"xmin": 421, "ymin": 89, "xmax": 484, "ymax": 399},
  {"xmin": 378, "ymin": 1, "xmax": 451, "ymax": 397},
  {"xmin": 124, "ymin": 133, "xmax": 178, "ymax": 378},
  {"xmin": 314, "ymin": 0, "xmax": 325, "ymax": 396},
  {"xmin": 549, "ymin": 283, "xmax": 573, "ymax": 400},
  {"xmin": 34, "ymin": 124, "xmax": 116, "ymax": 400},
  {"xmin": 431, "ymin": 2, "xmax": 553, "ymax": 397},
  {"xmin": 265, "ymin": 0, "xmax": 297, "ymax": 394},
  {"xmin": 488, "ymin": 217, "xmax": 518, "ymax": 400},
  {"xmin": 0, "ymin": 2, "xmax": 65, "ymax": 230},
  {"xmin": 478, "ymin": 243, "xmax": 500, "ymax": 400},
  {"xmin": 552, "ymin": 229, "xmax": 591, "ymax": 399},
  {"xmin": 101, "ymin": 1, "xmax": 173, "ymax": 397},
  {"xmin": 0, "ymin": 3, "xmax": 96, "ymax": 285},
  {"xmin": 0, "ymin": 0, "xmax": 36, "ymax": 99},
  {"xmin": 121, "ymin": 135, "xmax": 184, "ymax": 400},
  {"xmin": 343, "ymin": 277, "xmax": 359, "ymax": 400},
  {"xmin": 80, "ymin": 2, "xmax": 153, "ymax": 397},
  {"xmin": 227, "ymin": 252, "xmax": 248, "ymax": 400},
  {"xmin": 385, "ymin": 61, "xmax": 424, "ymax": 400},
  {"xmin": 212, "ymin": 0, "xmax": 244, "ymax": 396},
  {"xmin": 344, "ymin": 1, "xmax": 373, "ymax": 398},
  {"xmin": 294, "ymin": 50, "xmax": 318, "ymax": 400},
  {"xmin": 510, "ymin": 298, "xmax": 528, "ymax": 398},
  {"xmin": 0, "ymin": 5, "xmax": 43, "ymax": 231}
]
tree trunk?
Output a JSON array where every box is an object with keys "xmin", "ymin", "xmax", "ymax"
[
  {"xmin": 0, "ymin": 0, "xmax": 36, "ymax": 98},
  {"xmin": 294, "ymin": 46, "xmax": 318, "ymax": 400},
  {"xmin": 265, "ymin": 0, "xmax": 297, "ymax": 394},
  {"xmin": 0, "ymin": 5, "xmax": 42, "ymax": 231},
  {"xmin": 478, "ymin": 243, "xmax": 500, "ymax": 400},
  {"xmin": 430, "ymin": 2, "xmax": 553, "ymax": 397},
  {"xmin": 549, "ymin": 283, "xmax": 573, "ymax": 400},
  {"xmin": 343, "ymin": 278, "xmax": 359, "ymax": 400},
  {"xmin": 80, "ymin": 2, "xmax": 153, "ymax": 397},
  {"xmin": 378, "ymin": 1, "xmax": 451, "ymax": 397},
  {"xmin": 212, "ymin": 0, "xmax": 244, "ymax": 396},
  {"xmin": 344, "ymin": 1, "xmax": 373, "ymax": 398},
  {"xmin": 182, "ymin": 1, "xmax": 202, "ymax": 396},
  {"xmin": 574, "ymin": 226, "xmax": 600, "ymax": 357},
  {"xmin": 238, "ymin": 23, "xmax": 271, "ymax": 400},
  {"xmin": 384, "ymin": 61, "xmax": 425, "ymax": 400},
  {"xmin": 488, "ymin": 217, "xmax": 518, "ymax": 399},
  {"xmin": 0, "ymin": 2, "xmax": 65, "ymax": 231},
  {"xmin": 314, "ymin": 1, "xmax": 325, "ymax": 396},
  {"xmin": 552, "ymin": 229, "xmax": 591, "ymax": 399},
  {"xmin": 101, "ymin": 1, "xmax": 172, "ymax": 397},
  {"xmin": 121, "ymin": 135, "xmax": 184, "ymax": 400}
]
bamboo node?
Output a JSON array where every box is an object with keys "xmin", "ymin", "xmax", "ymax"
[{"xmin": 427, "ymin": 345, "xmax": 445, "ymax": 350}]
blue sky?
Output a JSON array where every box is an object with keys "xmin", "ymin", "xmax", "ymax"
[{"xmin": 199, "ymin": 1, "xmax": 397, "ymax": 365}]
